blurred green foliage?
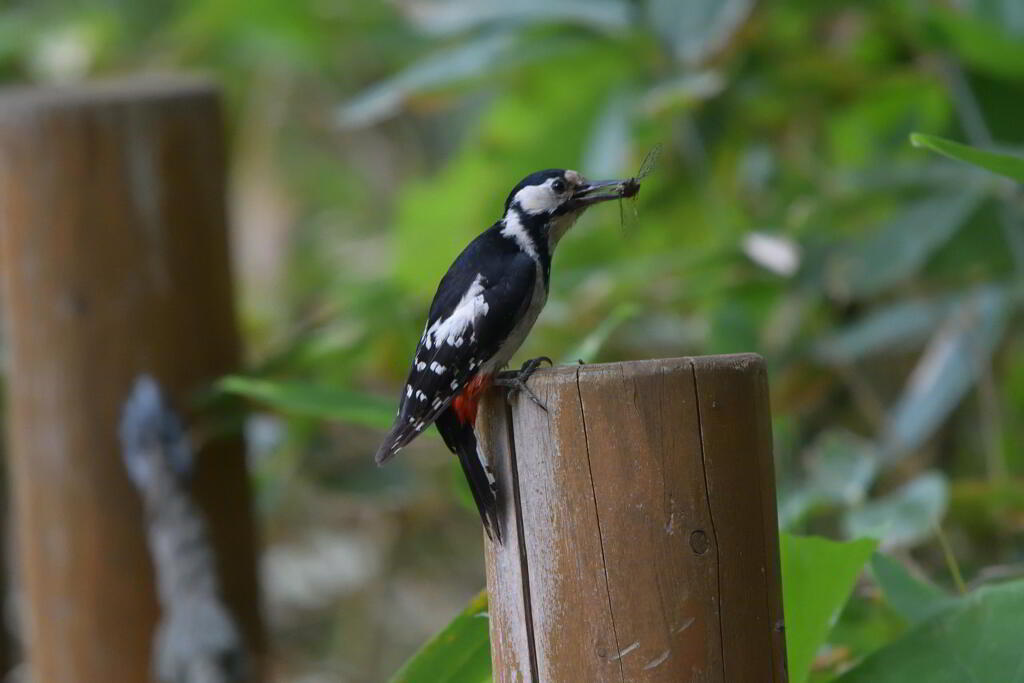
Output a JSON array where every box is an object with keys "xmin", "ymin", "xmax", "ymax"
[{"xmin": 3, "ymin": 0, "xmax": 1024, "ymax": 680}]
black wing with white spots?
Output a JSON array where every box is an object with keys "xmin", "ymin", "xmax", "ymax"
[{"xmin": 375, "ymin": 227, "xmax": 537, "ymax": 463}]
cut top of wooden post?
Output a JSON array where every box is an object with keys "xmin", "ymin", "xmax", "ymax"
[
  {"xmin": 0, "ymin": 74, "xmax": 216, "ymax": 113},
  {"xmin": 479, "ymin": 354, "xmax": 786, "ymax": 683}
]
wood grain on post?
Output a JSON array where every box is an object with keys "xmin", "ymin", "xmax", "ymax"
[
  {"xmin": 0, "ymin": 78, "xmax": 264, "ymax": 682},
  {"xmin": 480, "ymin": 354, "xmax": 786, "ymax": 682}
]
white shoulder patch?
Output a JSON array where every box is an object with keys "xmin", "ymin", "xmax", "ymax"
[{"xmin": 425, "ymin": 273, "xmax": 489, "ymax": 348}]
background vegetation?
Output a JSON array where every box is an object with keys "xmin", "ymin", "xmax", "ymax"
[{"xmin": 2, "ymin": 0, "xmax": 1024, "ymax": 681}]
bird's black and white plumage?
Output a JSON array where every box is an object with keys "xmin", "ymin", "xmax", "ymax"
[{"xmin": 375, "ymin": 168, "xmax": 628, "ymax": 542}]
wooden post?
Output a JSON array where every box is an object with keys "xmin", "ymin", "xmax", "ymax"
[
  {"xmin": 480, "ymin": 354, "xmax": 786, "ymax": 682},
  {"xmin": 0, "ymin": 78, "xmax": 264, "ymax": 682}
]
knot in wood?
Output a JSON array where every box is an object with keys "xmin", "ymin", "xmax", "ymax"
[{"xmin": 689, "ymin": 529, "xmax": 710, "ymax": 554}]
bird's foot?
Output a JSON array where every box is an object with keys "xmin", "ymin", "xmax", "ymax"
[{"xmin": 494, "ymin": 357, "xmax": 552, "ymax": 412}]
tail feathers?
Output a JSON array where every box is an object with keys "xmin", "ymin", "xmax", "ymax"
[
  {"xmin": 436, "ymin": 409, "xmax": 502, "ymax": 544},
  {"xmin": 374, "ymin": 425, "xmax": 404, "ymax": 465},
  {"xmin": 374, "ymin": 419, "xmax": 424, "ymax": 465}
]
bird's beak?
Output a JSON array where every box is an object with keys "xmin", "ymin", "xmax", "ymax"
[{"xmin": 570, "ymin": 179, "xmax": 628, "ymax": 209}]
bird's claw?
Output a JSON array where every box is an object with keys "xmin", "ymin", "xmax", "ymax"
[{"xmin": 495, "ymin": 357, "xmax": 552, "ymax": 412}]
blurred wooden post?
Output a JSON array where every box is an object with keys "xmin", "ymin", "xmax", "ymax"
[
  {"xmin": 479, "ymin": 354, "xmax": 786, "ymax": 682},
  {"xmin": 0, "ymin": 78, "xmax": 264, "ymax": 682}
]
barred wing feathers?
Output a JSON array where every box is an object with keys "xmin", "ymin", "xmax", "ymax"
[{"xmin": 375, "ymin": 234, "xmax": 536, "ymax": 464}]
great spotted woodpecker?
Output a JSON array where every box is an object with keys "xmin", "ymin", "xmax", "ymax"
[{"xmin": 375, "ymin": 168, "xmax": 630, "ymax": 542}]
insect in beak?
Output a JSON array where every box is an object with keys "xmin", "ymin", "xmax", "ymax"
[{"xmin": 570, "ymin": 179, "xmax": 629, "ymax": 209}]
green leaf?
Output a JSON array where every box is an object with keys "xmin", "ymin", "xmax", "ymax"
[
  {"xmin": 870, "ymin": 553, "xmax": 954, "ymax": 625},
  {"xmin": 390, "ymin": 589, "xmax": 492, "ymax": 683},
  {"xmin": 828, "ymin": 190, "xmax": 982, "ymax": 300},
  {"xmin": 882, "ymin": 286, "xmax": 1009, "ymax": 459},
  {"xmin": 843, "ymin": 472, "xmax": 949, "ymax": 549},
  {"xmin": 215, "ymin": 376, "xmax": 395, "ymax": 429},
  {"xmin": 910, "ymin": 133, "xmax": 1024, "ymax": 183},
  {"xmin": 781, "ymin": 534, "xmax": 878, "ymax": 683},
  {"xmin": 821, "ymin": 591, "xmax": 908, "ymax": 676},
  {"xmin": 836, "ymin": 579, "xmax": 1024, "ymax": 682}
]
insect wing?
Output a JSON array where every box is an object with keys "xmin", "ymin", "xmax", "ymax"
[
  {"xmin": 618, "ymin": 143, "xmax": 661, "ymax": 232},
  {"xmin": 635, "ymin": 143, "xmax": 662, "ymax": 180},
  {"xmin": 618, "ymin": 193, "xmax": 641, "ymax": 232}
]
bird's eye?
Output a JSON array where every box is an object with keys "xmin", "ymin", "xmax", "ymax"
[{"xmin": 552, "ymin": 179, "xmax": 566, "ymax": 193}]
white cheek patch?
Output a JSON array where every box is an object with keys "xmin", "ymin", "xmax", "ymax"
[{"xmin": 514, "ymin": 182, "xmax": 559, "ymax": 214}]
